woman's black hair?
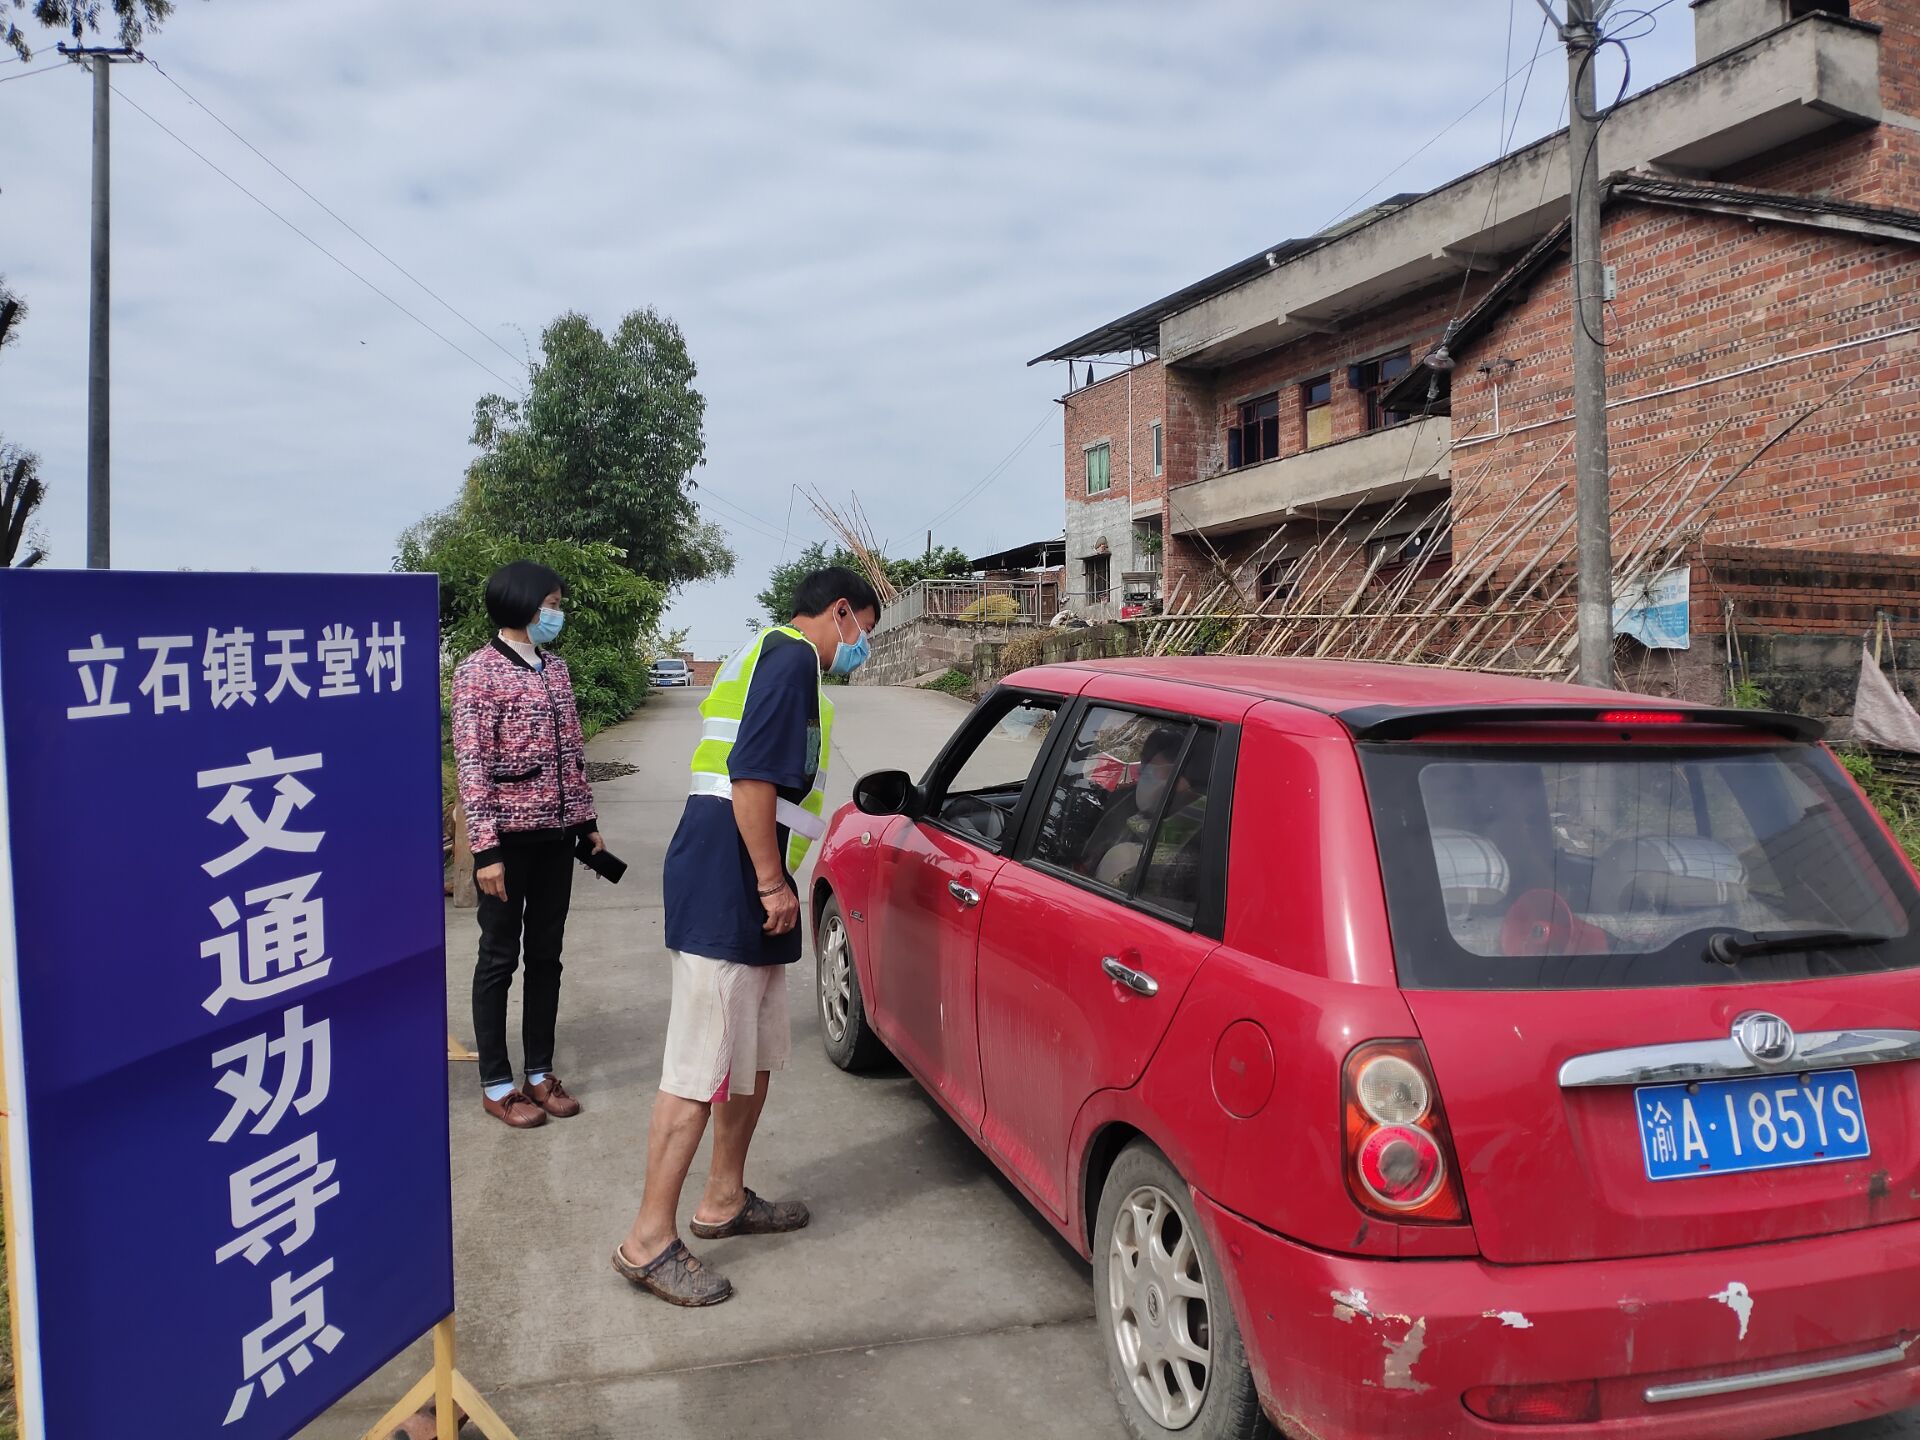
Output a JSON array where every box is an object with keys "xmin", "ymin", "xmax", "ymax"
[
  {"xmin": 484, "ymin": 560, "xmax": 566, "ymax": 630},
  {"xmin": 1142, "ymin": 727, "xmax": 1185, "ymax": 766}
]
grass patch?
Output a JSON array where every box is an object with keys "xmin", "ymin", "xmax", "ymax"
[{"xmin": 923, "ymin": 668, "xmax": 974, "ymax": 698}]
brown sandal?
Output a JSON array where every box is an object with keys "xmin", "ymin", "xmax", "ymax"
[
  {"xmin": 611, "ymin": 1238, "xmax": 733, "ymax": 1307},
  {"xmin": 688, "ymin": 1188, "xmax": 811, "ymax": 1239}
]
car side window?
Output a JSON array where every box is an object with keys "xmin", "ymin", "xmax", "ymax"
[
  {"xmin": 926, "ymin": 696, "xmax": 1059, "ymax": 851},
  {"xmin": 1031, "ymin": 706, "xmax": 1215, "ymax": 923}
]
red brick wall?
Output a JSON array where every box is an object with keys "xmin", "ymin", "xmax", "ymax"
[
  {"xmin": 1061, "ymin": 361, "xmax": 1166, "ymax": 511},
  {"xmin": 1727, "ymin": 0, "xmax": 1920, "ymax": 209},
  {"xmin": 1694, "ymin": 544, "xmax": 1920, "ymax": 633},
  {"xmin": 1451, "ymin": 202, "xmax": 1920, "ymax": 574}
]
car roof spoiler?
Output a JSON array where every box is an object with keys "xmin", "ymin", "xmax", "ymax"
[{"xmin": 1336, "ymin": 702, "xmax": 1825, "ymax": 744}]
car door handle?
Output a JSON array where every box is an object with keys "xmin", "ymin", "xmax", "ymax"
[
  {"xmin": 1102, "ymin": 956, "xmax": 1159, "ymax": 997},
  {"xmin": 948, "ymin": 881, "xmax": 981, "ymax": 908}
]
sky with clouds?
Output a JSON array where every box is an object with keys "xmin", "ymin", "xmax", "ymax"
[{"xmin": 3, "ymin": 1, "xmax": 1694, "ymax": 655}]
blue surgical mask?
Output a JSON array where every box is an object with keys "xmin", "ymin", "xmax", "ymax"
[
  {"xmin": 527, "ymin": 607, "xmax": 565, "ymax": 646},
  {"xmin": 828, "ymin": 607, "xmax": 871, "ymax": 677}
]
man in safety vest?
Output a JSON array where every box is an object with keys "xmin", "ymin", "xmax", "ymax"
[{"xmin": 613, "ymin": 566, "xmax": 880, "ymax": 1306}]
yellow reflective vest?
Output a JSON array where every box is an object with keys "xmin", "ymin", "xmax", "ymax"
[{"xmin": 690, "ymin": 625, "xmax": 834, "ymax": 874}]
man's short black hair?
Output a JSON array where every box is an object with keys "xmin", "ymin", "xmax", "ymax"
[
  {"xmin": 792, "ymin": 566, "xmax": 881, "ymax": 621},
  {"xmin": 1142, "ymin": 727, "xmax": 1186, "ymax": 766},
  {"xmin": 484, "ymin": 560, "xmax": 566, "ymax": 630}
]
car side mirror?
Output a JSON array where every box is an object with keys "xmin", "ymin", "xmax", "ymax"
[{"xmin": 853, "ymin": 770, "xmax": 918, "ymax": 818}]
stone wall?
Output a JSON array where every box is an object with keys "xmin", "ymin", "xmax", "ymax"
[{"xmin": 855, "ymin": 619, "xmax": 1043, "ymax": 688}]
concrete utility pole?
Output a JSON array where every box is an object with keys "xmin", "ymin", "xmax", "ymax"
[
  {"xmin": 1561, "ymin": 0, "xmax": 1616, "ymax": 686},
  {"xmin": 59, "ymin": 44, "xmax": 141, "ymax": 570}
]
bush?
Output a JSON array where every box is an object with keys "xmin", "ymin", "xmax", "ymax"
[
  {"xmin": 1837, "ymin": 748, "xmax": 1920, "ymax": 867},
  {"xmin": 923, "ymin": 668, "xmax": 974, "ymax": 697},
  {"xmin": 1728, "ymin": 678, "xmax": 1768, "ymax": 710}
]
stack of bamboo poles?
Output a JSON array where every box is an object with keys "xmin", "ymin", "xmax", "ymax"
[
  {"xmin": 803, "ymin": 488, "xmax": 899, "ymax": 607},
  {"xmin": 1147, "ymin": 354, "xmax": 1886, "ymax": 676}
]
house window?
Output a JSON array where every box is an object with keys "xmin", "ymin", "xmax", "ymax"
[
  {"xmin": 1259, "ymin": 558, "xmax": 1298, "ymax": 603},
  {"xmin": 1151, "ymin": 422, "xmax": 1163, "ymax": 476},
  {"xmin": 1356, "ymin": 349, "xmax": 1413, "ymax": 431},
  {"xmin": 1302, "ymin": 376, "xmax": 1333, "ymax": 449},
  {"xmin": 1227, "ymin": 393, "xmax": 1281, "ymax": 470},
  {"xmin": 1366, "ymin": 523, "xmax": 1452, "ymax": 575},
  {"xmin": 1135, "ymin": 518, "xmax": 1163, "ymax": 574},
  {"xmin": 1085, "ymin": 443, "xmax": 1112, "ymax": 495},
  {"xmin": 1085, "ymin": 553, "xmax": 1113, "ymax": 605}
]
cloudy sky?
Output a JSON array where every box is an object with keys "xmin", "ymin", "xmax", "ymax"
[{"xmin": 3, "ymin": 1, "xmax": 1692, "ymax": 654}]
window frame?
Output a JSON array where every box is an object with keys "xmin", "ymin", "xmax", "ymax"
[
  {"xmin": 1085, "ymin": 441, "xmax": 1113, "ymax": 496},
  {"xmin": 1302, "ymin": 374, "xmax": 1334, "ymax": 449},
  {"xmin": 1356, "ymin": 348, "xmax": 1414, "ymax": 432},
  {"xmin": 916, "ymin": 686, "xmax": 1074, "ymax": 856},
  {"xmin": 1227, "ymin": 392, "xmax": 1282, "ymax": 471},
  {"xmin": 1151, "ymin": 421, "xmax": 1164, "ymax": 476},
  {"xmin": 1011, "ymin": 695, "xmax": 1238, "ymax": 938}
]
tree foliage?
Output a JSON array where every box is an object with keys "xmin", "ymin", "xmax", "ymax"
[
  {"xmin": 469, "ymin": 309, "xmax": 734, "ymax": 593},
  {"xmin": 6, "ymin": 1, "xmax": 181, "ymax": 59},
  {"xmin": 756, "ymin": 539, "xmax": 972, "ymax": 626},
  {"xmin": 0, "ymin": 278, "xmax": 45, "ymax": 567},
  {"xmin": 398, "ymin": 503, "xmax": 665, "ymax": 738}
]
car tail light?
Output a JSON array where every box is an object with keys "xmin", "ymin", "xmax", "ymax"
[
  {"xmin": 1463, "ymin": 1379, "xmax": 1601, "ymax": 1424},
  {"xmin": 1342, "ymin": 1040, "xmax": 1467, "ymax": 1224},
  {"xmin": 1597, "ymin": 709, "xmax": 1686, "ymax": 725}
]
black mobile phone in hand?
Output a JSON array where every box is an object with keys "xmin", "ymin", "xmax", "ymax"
[{"xmin": 575, "ymin": 834, "xmax": 627, "ymax": 884}]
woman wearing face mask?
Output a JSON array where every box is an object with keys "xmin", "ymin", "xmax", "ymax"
[
  {"xmin": 451, "ymin": 560, "xmax": 604, "ymax": 1130},
  {"xmin": 1087, "ymin": 727, "xmax": 1193, "ymax": 890}
]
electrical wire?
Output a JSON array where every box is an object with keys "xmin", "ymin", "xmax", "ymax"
[
  {"xmin": 919, "ymin": 407, "xmax": 1056, "ymax": 535},
  {"xmin": 143, "ymin": 57, "xmax": 526, "ymax": 372},
  {"xmin": 112, "ymin": 80, "xmax": 524, "ymax": 391},
  {"xmin": 0, "ymin": 60, "xmax": 64, "ymax": 83}
]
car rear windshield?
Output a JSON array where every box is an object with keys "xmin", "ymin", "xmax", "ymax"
[{"xmin": 1359, "ymin": 742, "xmax": 1920, "ymax": 990}]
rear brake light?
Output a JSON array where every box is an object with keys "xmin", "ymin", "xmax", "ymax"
[
  {"xmin": 1342, "ymin": 1041, "xmax": 1468, "ymax": 1224},
  {"xmin": 1463, "ymin": 1379, "xmax": 1601, "ymax": 1424},
  {"xmin": 1597, "ymin": 709, "xmax": 1686, "ymax": 725}
]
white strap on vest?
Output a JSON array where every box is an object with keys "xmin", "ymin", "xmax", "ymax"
[{"xmin": 688, "ymin": 771, "xmax": 826, "ymax": 840}]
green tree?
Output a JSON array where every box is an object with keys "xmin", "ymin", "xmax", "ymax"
[
  {"xmin": 0, "ymin": 280, "xmax": 45, "ymax": 567},
  {"xmin": 469, "ymin": 309, "xmax": 734, "ymax": 593},
  {"xmin": 6, "ymin": 1, "xmax": 183, "ymax": 59}
]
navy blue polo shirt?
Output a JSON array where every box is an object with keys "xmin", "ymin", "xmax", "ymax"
[{"xmin": 663, "ymin": 632, "xmax": 821, "ymax": 965}]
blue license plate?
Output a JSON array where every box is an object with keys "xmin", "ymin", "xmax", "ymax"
[{"xmin": 1635, "ymin": 1069, "xmax": 1869, "ymax": 1181}]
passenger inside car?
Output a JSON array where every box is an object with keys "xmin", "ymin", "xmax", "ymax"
[{"xmin": 1084, "ymin": 728, "xmax": 1210, "ymax": 902}]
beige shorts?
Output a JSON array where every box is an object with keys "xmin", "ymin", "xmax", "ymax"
[{"xmin": 659, "ymin": 951, "xmax": 792, "ymax": 1103}]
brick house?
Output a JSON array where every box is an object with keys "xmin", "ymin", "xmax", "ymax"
[{"xmin": 1038, "ymin": 0, "xmax": 1920, "ymax": 667}]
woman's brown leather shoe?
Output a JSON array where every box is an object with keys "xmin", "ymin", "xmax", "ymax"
[{"xmin": 482, "ymin": 1089, "xmax": 548, "ymax": 1129}]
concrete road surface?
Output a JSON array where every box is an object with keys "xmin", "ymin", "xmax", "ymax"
[{"xmin": 302, "ymin": 685, "xmax": 1919, "ymax": 1440}]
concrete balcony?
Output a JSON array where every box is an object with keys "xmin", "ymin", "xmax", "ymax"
[
  {"xmin": 1161, "ymin": 12, "xmax": 1882, "ymax": 370},
  {"xmin": 1167, "ymin": 418, "xmax": 1450, "ymax": 537}
]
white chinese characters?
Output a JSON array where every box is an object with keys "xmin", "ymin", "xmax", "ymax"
[
  {"xmin": 63, "ymin": 621, "xmax": 405, "ymax": 718},
  {"xmin": 197, "ymin": 742, "xmax": 351, "ymax": 1427}
]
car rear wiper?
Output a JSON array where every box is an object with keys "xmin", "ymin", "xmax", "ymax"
[{"xmin": 1705, "ymin": 929, "xmax": 1892, "ymax": 964}]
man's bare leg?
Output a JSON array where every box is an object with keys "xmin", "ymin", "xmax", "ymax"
[
  {"xmin": 696, "ymin": 1071, "xmax": 771, "ymax": 1226},
  {"xmin": 622, "ymin": 1089, "xmax": 712, "ymax": 1265}
]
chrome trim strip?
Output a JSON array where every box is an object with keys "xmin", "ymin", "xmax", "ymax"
[
  {"xmin": 1644, "ymin": 1342, "xmax": 1911, "ymax": 1404},
  {"xmin": 1559, "ymin": 1028, "xmax": 1920, "ymax": 1088}
]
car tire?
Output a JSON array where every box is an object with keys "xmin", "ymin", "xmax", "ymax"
[
  {"xmin": 1094, "ymin": 1141, "xmax": 1275, "ymax": 1440},
  {"xmin": 815, "ymin": 895, "xmax": 887, "ymax": 1072}
]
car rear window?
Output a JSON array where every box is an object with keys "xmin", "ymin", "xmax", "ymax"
[{"xmin": 1360, "ymin": 742, "xmax": 1920, "ymax": 989}]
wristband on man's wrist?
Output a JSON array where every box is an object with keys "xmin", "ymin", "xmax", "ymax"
[{"xmin": 757, "ymin": 880, "xmax": 787, "ymax": 898}]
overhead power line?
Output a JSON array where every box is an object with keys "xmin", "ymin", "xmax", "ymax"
[
  {"xmin": 113, "ymin": 79, "xmax": 523, "ymax": 391},
  {"xmin": 143, "ymin": 58, "xmax": 526, "ymax": 372},
  {"xmin": 921, "ymin": 406, "xmax": 1056, "ymax": 535}
]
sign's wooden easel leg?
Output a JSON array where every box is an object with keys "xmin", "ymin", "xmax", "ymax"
[
  {"xmin": 358, "ymin": 1316, "xmax": 518, "ymax": 1440},
  {"xmin": 446, "ymin": 1035, "xmax": 478, "ymax": 1062}
]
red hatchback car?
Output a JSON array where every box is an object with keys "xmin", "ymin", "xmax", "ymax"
[{"xmin": 809, "ymin": 657, "xmax": 1920, "ymax": 1440}]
